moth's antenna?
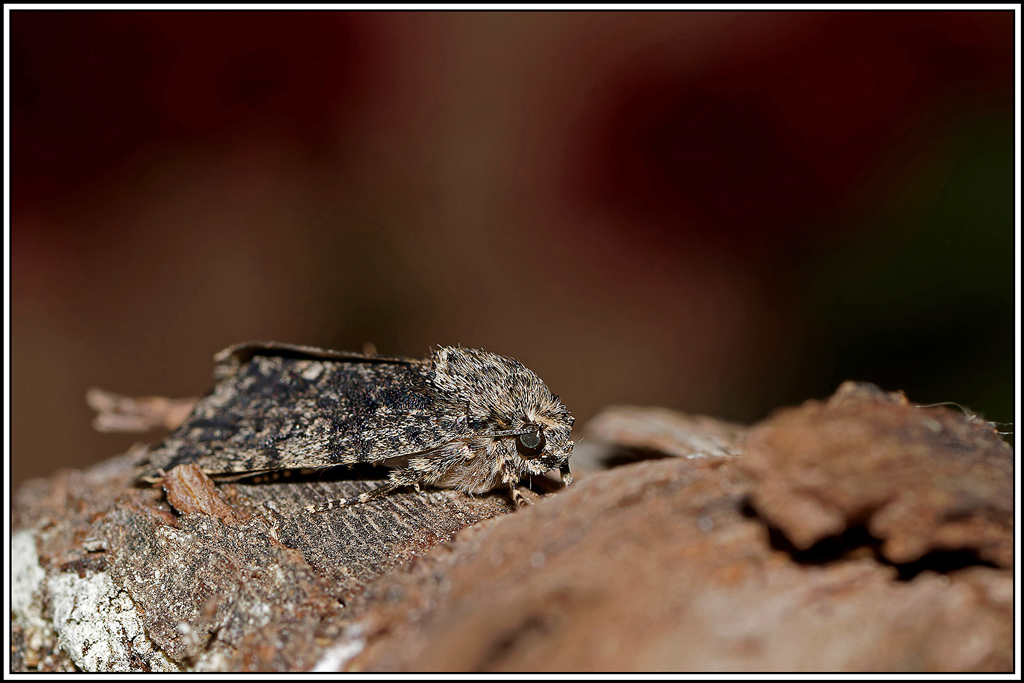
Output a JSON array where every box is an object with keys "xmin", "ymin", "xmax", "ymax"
[{"xmin": 480, "ymin": 427, "xmax": 536, "ymax": 438}]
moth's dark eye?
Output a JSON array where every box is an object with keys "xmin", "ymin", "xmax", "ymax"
[{"xmin": 516, "ymin": 425, "xmax": 545, "ymax": 457}]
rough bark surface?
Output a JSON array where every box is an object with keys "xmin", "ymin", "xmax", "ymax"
[{"xmin": 11, "ymin": 382, "xmax": 1015, "ymax": 672}]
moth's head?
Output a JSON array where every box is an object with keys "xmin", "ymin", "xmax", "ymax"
[{"xmin": 431, "ymin": 347, "xmax": 575, "ymax": 478}]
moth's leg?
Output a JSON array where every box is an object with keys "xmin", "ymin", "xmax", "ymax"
[
  {"xmin": 559, "ymin": 461, "xmax": 573, "ymax": 488},
  {"xmin": 501, "ymin": 464, "xmax": 533, "ymax": 508},
  {"xmin": 303, "ymin": 467, "xmax": 424, "ymax": 514},
  {"xmin": 508, "ymin": 483, "xmax": 530, "ymax": 508}
]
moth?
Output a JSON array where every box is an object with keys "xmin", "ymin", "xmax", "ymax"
[{"xmin": 139, "ymin": 341, "xmax": 575, "ymax": 510}]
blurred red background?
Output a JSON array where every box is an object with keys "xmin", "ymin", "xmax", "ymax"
[{"xmin": 10, "ymin": 10, "xmax": 1016, "ymax": 487}]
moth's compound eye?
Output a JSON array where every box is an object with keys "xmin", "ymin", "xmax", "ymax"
[{"xmin": 516, "ymin": 424, "xmax": 545, "ymax": 457}]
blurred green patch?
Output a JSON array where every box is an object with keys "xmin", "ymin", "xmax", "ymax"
[{"xmin": 809, "ymin": 110, "xmax": 1015, "ymax": 445}]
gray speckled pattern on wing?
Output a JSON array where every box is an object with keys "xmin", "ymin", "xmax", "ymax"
[{"xmin": 141, "ymin": 348, "xmax": 467, "ymax": 480}]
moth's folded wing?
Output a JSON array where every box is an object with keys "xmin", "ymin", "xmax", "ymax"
[
  {"xmin": 212, "ymin": 341, "xmax": 415, "ymax": 380},
  {"xmin": 139, "ymin": 352, "xmax": 463, "ymax": 481}
]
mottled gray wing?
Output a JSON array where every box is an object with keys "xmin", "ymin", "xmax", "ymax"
[
  {"xmin": 211, "ymin": 340, "xmax": 414, "ymax": 380},
  {"xmin": 140, "ymin": 345, "xmax": 467, "ymax": 481}
]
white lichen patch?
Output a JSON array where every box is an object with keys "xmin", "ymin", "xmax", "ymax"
[
  {"xmin": 310, "ymin": 624, "xmax": 367, "ymax": 672},
  {"xmin": 11, "ymin": 530, "xmax": 57, "ymax": 668},
  {"xmin": 47, "ymin": 569, "xmax": 178, "ymax": 672},
  {"xmin": 11, "ymin": 531, "xmax": 47, "ymax": 625}
]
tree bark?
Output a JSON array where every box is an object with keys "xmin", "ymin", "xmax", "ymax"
[{"xmin": 11, "ymin": 382, "xmax": 1014, "ymax": 672}]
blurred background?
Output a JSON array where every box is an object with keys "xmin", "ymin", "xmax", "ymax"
[{"xmin": 10, "ymin": 11, "xmax": 1016, "ymax": 488}]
